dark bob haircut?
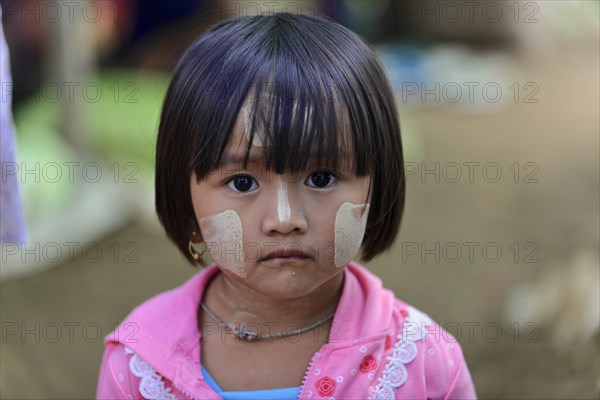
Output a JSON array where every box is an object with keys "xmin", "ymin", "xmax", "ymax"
[{"xmin": 156, "ymin": 12, "xmax": 405, "ymax": 265}]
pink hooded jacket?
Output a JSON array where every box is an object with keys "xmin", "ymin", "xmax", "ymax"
[{"xmin": 97, "ymin": 263, "xmax": 477, "ymax": 399}]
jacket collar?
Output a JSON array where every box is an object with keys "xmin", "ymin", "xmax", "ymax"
[{"xmin": 108, "ymin": 262, "xmax": 395, "ymax": 397}]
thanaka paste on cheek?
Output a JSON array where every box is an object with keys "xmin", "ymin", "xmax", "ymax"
[
  {"xmin": 198, "ymin": 210, "xmax": 247, "ymax": 278},
  {"xmin": 334, "ymin": 202, "xmax": 370, "ymax": 268}
]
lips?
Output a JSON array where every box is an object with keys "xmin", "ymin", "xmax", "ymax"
[{"xmin": 259, "ymin": 248, "xmax": 311, "ymax": 262}]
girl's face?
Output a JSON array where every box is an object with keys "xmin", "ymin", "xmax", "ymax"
[{"xmin": 190, "ymin": 112, "xmax": 371, "ymax": 300}]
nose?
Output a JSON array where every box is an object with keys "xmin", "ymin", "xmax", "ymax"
[{"xmin": 261, "ymin": 178, "xmax": 308, "ymax": 235}]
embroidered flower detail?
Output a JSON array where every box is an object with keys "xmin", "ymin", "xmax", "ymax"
[
  {"xmin": 315, "ymin": 376, "xmax": 336, "ymax": 397},
  {"xmin": 374, "ymin": 386, "xmax": 395, "ymax": 399},
  {"xmin": 384, "ymin": 335, "xmax": 393, "ymax": 351},
  {"xmin": 400, "ymin": 309, "xmax": 409, "ymax": 318},
  {"xmin": 397, "ymin": 342, "xmax": 417, "ymax": 363},
  {"xmin": 387, "ymin": 363, "xmax": 407, "ymax": 387},
  {"xmin": 359, "ymin": 355, "xmax": 378, "ymax": 373}
]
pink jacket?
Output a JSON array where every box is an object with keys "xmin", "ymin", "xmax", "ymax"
[{"xmin": 97, "ymin": 263, "xmax": 477, "ymax": 399}]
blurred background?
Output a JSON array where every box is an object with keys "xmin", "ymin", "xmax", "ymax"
[{"xmin": 0, "ymin": 0, "xmax": 598, "ymax": 398}]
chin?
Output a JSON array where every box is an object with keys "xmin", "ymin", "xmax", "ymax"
[
  {"xmin": 251, "ymin": 274, "xmax": 320, "ymax": 299},
  {"xmin": 261, "ymin": 281, "xmax": 315, "ymax": 299},
  {"xmin": 221, "ymin": 263, "xmax": 339, "ymax": 299}
]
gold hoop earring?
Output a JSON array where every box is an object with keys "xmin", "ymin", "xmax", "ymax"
[{"xmin": 188, "ymin": 231, "xmax": 206, "ymax": 261}]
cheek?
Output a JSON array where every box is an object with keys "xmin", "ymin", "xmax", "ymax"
[
  {"xmin": 199, "ymin": 210, "xmax": 247, "ymax": 278},
  {"xmin": 333, "ymin": 202, "xmax": 370, "ymax": 268}
]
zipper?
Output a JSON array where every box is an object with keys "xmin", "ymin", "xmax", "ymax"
[
  {"xmin": 296, "ymin": 350, "xmax": 321, "ymax": 400},
  {"xmin": 297, "ymin": 278, "xmax": 341, "ymax": 399}
]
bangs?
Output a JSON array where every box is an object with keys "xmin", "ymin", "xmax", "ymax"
[
  {"xmin": 234, "ymin": 78, "xmax": 362, "ymax": 175},
  {"xmin": 186, "ymin": 14, "xmax": 381, "ymax": 180}
]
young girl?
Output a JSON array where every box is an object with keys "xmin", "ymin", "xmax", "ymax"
[{"xmin": 97, "ymin": 13, "xmax": 476, "ymax": 400}]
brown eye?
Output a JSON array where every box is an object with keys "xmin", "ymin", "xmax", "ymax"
[
  {"xmin": 305, "ymin": 171, "xmax": 336, "ymax": 188},
  {"xmin": 228, "ymin": 175, "xmax": 257, "ymax": 192}
]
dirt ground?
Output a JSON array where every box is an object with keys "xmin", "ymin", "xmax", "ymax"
[{"xmin": 1, "ymin": 43, "xmax": 598, "ymax": 399}]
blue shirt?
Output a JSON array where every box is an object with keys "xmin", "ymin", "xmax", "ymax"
[{"xmin": 201, "ymin": 365, "xmax": 301, "ymax": 400}]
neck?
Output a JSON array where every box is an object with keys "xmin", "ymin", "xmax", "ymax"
[{"xmin": 202, "ymin": 270, "xmax": 345, "ymax": 328}]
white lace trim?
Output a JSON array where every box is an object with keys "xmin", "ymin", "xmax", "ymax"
[
  {"xmin": 124, "ymin": 347, "xmax": 178, "ymax": 400},
  {"xmin": 369, "ymin": 306, "xmax": 432, "ymax": 400}
]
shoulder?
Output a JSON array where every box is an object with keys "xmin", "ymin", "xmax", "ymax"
[
  {"xmin": 98, "ymin": 267, "xmax": 216, "ymax": 396},
  {"xmin": 123, "ymin": 268, "xmax": 209, "ymax": 320},
  {"xmin": 105, "ymin": 266, "xmax": 219, "ymax": 347}
]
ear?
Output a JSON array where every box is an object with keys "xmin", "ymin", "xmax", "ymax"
[{"xmin": 190, "ymin": 219, "xmax": 203, "ymax": 243}]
